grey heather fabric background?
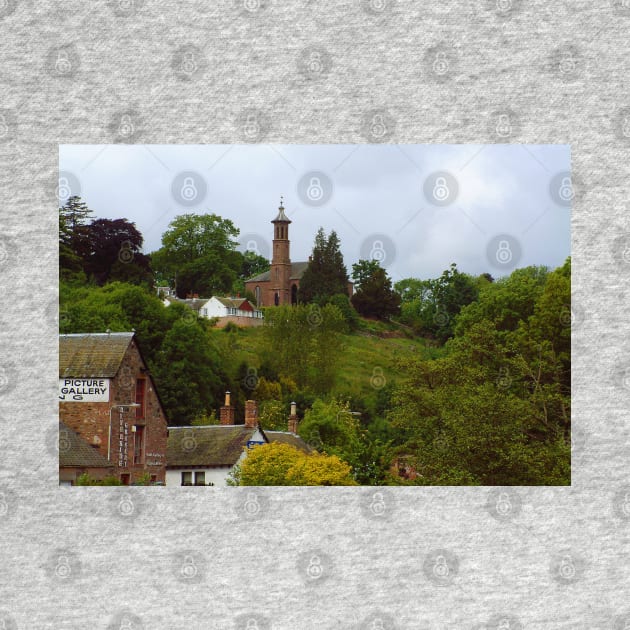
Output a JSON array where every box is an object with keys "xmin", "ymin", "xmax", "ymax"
[{"xmin": 0, "ymin": 0, "xmax": 628, "ymax": 628}]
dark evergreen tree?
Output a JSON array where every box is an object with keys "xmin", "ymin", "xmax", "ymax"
[
  {"xmin": 298, "ymin": 228, "xmax": 349, "ymax": 303},
  {"xmin": 59, "ymin": 196, "xmax": 93, "ymax": 276},
  {"xmin": 350, "ymin": 260, "xmax": 401, "ymax": 320}
]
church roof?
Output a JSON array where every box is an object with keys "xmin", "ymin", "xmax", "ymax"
[{"xmin": 246, "ymin": 261, "xmax": 310, "ymax": 283}]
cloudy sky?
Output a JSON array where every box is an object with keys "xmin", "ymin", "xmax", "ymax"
[{"xmin": 59, "ymin": 144, "xmax": 571, "ymax": 282}]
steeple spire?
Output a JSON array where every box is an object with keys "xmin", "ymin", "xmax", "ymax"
[{"xmin": 272, "ymin": 196, "xmax": 291, "ymax": 224}]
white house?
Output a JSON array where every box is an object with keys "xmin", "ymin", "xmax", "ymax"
[
  {"xmin": 163, "ymin": 295, "xmax": 263, "ymax": 328},
  {"xmin": 166, "ymin": 424, "xmax": 267, "ymax": 486},
  {"xmin": 199, "ymin": 297, "xmax": 263, "ymax": 325},
  {"xmin": 166, "ymin": 397, "xmax": 311, "ymax": 486}
]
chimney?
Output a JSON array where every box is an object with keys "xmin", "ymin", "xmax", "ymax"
[
  {"xmin": 219, "ymin": 391, "xmax": 235, "ymax": 425},
  {"xmin": 244, "ymin": 400, "xmax": 258, "ymax": 428},
  {"xmin": 288, "ymin": 401, "xmax": 298, "ymax": 434}
]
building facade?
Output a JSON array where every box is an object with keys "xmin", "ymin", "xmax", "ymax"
[
  {"xmin": 59, "ymin": 332, "xmax": 168, "ymax": 485},
  {"xmin": 244, "ymin": 199, "xmax": 353, "ymax": 308}
]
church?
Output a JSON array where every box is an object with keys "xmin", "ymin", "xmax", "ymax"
[{"xmin": 245, "ymin": 199, "xmax": 353, "ymax": 308}]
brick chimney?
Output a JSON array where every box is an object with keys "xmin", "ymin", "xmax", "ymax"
[
  {"xmin": 219, "ymin": 391, "xmax": 235, "ymax": 425},
  {"xmin": 288, "ymin": 401, "xmax": 298, "ymax": 434},
  {"xmin": 244, "ymin": 400, "xmax": 259, "ymax": 428}
]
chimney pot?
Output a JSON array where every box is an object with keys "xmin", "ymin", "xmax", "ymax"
[{"xmin": 225, "ymin": 391, "xmax": 231, "ymax": 406}]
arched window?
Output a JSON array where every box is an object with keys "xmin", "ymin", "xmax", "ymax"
[{"xmin": 274, "ymin": 292, "xmax": 279, "ymax": 306}]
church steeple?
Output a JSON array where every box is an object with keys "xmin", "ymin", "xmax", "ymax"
[
  {"xmin": 271, "ymin": 196, "xmax": 291, "ymax": 239},
  {"xmin": 270, "ymin": 196, "xmax": 292, "ymax": 305}
]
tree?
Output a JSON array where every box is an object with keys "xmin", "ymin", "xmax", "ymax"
[
  {"xmin": 350, "ymin": 260, "xmax": 401, "ymax": 320},
  {"xmin": 235, "ymin": 442, "xmax": 357, "ymax": 486},
  {"xmin": 297, "ymin": 398, "xmax": 392, "ymax": 485},
  {"xmin": 85, "ymin": 218, "xmax": 153, "ymax": 287},
  {"xmin": 150, "ymin": 213, "xmax": 241, "ymax": 297},
  {"xmin": 298, "ymin": 228, "xmax": 349, "ymax": 303},
  {"xmin": 151, "ymin": 319, "xmax": 227, "ymax": 425},
  {"xmin": 387, "ymin": 261, "xmax": 571, "ymax": 486},
  {"xmin": 262, "ymin": 304, "xmax": 345, "ymax": 392},
  {"xmin": 394, "ymin": 264, "xmax": 479, "ymax": 340},
  {"xmin": 59, "ymin": 196, "xmax": 94, "ymax": 280}
]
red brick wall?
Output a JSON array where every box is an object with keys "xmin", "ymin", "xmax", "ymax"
[{"xmin": 59, "ymin": 339, "xmax": 168, "ymax": 484}]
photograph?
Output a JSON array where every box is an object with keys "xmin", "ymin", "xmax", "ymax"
[{"xmin": 58, "ymin": 143, "xmax": 571, "ymax": 486}]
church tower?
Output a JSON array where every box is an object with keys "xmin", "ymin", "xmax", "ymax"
[{"xmin": 270, "ymin": 197, "xmax": 292, "ymax": 305}]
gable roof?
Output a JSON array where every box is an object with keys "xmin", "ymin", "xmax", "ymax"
[
  {"xmin": 167, "ymin": 426, "xmax": 261, "ymax": 467},
  {"xmin": 246, "ymin": 261, "xmax": 311, "ymax": 283},
  {"xmin": 59, "ymin": 332, "xmax": 134, "ymax": 378},
  {"xmin": 58, "ymin": 421, "xmax": 114, "ymax": 469},
  {"xmin": 264, "ymin": 431, "xmax": 313, "ymax": 454},
  {"xmin": 213, "ymin": 296, "xmax": 258, "ymax": 311}
]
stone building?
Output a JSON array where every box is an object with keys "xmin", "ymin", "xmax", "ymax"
[
  {"xmin": 244, "ymin": 199, "xmax": 353, "ymax": 308},
  {"xmin": 59, "ymin": 332, "xmax": 168, "ymax": 485}
]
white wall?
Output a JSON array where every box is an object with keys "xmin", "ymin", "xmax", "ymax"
[
  {"xmin": 166, "ymin": 429, "xmax": 267, "ymax": 486},
  {"xmin": 201, "ymin": 297, "xmax": 227, "ymax": 318},
  {"xmin": 166, "ymin": 467, "xmax": 233, "ymax": 487}
]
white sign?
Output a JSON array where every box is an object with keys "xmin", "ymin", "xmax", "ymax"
[{"xmin": 58, "ymin": 378, "xmax": 110, "ymax": 402}]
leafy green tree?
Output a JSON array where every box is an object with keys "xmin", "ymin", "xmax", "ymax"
[
  {"xmin": 262, "ymin": 304, "xmax": 345, "ymax": 393},
  {"xmin": 388, "ymin": 261, "xmax": 571, "ymax": 486},
  {"xmin": 298, "ymin": 228, "xmax": 349, "ymax": 303},
  {"xmin": 350, "ymin": 260, "xmax": 401, "ymax": 320},
  {"xmin": 150, "ymin": 213, "xmax": 241, "ymax": 297},
  {"xmin": 151, "ymin": 320, "xmax": 226, "ymax": 425},
  {"xmin": 297, "ymin": 398, "xmax": 391, "ymax": 485},
  {"xmin": 326, "ymin": 293, "xmax": 359, "ymax": 332},
  {"xmin": 395, "ymin": 265, "xmax": 479, "ymax": 341}
]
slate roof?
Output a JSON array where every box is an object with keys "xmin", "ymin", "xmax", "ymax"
[
  {"xmin": 164, "ymin": 296, "xmax": 207, "ymax": 312},
  {"xmin": 246, "ymin": 261, "xmax": 310, "ymax": 283},
  {"xmin": 58, "ymin": 421, "xmax": 114, "ymax": 469},
  {"xmin": 167, "ymin": 426, "xmax": 260, "ymax": 467},
  {"xmin": 264, "ymin": 431, "xmax": 313, "ymax": 454},
  {"xmin": 59, "ymin": 332, "xmax": 133, "ymax": 378}
]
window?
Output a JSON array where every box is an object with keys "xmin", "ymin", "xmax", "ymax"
[
  {"xmin": 195, "ymin": 471, "xmax": 205, "ymax": 486},
  {"xmin": 133, "ymin": 425, "xmax": 145, "ymax": 464},
  {"xmin": 181, "ymin": 471, "xmax": 192, "ymax": 486},
  {"xmin": 135, "ymin": 379, "xmax": 146, "ymax": 419}
]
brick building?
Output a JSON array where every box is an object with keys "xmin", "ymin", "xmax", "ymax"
[
  {"xmin": 59, "ymin": 332, "xmax": 168, "ymax": 485},
  {"xmin": 244, "ymin": 199, "xmax": 353, "ymax": 307}
]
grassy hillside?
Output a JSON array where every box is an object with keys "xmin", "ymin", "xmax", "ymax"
[{"xmin": 210, "ymin": 318, "xmax": 441, "ymax": 415}]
